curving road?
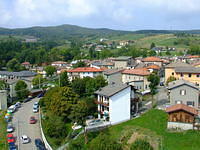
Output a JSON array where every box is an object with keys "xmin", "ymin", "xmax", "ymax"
[{"xmin": 12, "ymin": 97, "xmax": 42, "ymax": 150}]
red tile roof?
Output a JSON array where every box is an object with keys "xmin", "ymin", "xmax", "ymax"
[
  {"xmin": 166, "ymin": 104, "xmax": 198, "ymax": 115},
  {"xmin": 21, "ymin": 62, "xmax": 30, "ymax": 65},
  {"xmin": 187, "ymin": 55, "xmax": 200, "ymax": 59},
  {"xmin": 122, "ymin": 68, "xmax": 150, "ymax": 76},
  {"xmin": 142, "ymin": 57, "xmax": 163, "ymax": 62},
  {"xmin": 146, "ymin": 64, "xmax": 160, "ymax": 70},
  {"xmin": 67, "ymin": 67, "xmax": 105, "ymax": 73}
]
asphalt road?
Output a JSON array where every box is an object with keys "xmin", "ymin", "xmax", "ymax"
[{"xmin": 12, "ymin": 97, "xmax": 42, "ymax": 150}]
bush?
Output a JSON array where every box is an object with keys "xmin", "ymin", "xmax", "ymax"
[{"xmin": 130, "ymin": 139, "xmax": 153, "ymax": 150}]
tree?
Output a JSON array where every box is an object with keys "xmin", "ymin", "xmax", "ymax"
[
  {"xmin": 15, "ymin": 80, "xmax": 29, "ymax": 99},
  {"xmin": 6, "ymin": 58, "xmax": 24, "ymax": 71},
  {"xmin": 59, "ymin": 71, "xmax": 70, "ymax": 87},
  {"xmin": 150, "ymin": 42, "xmax": 156, "ymax": 49},
  {"xmin": 69, "ymin": 100, "xmax": 89, "ymax": 144},
  {"xmin": 45, "ymin": 66, "xmax": 56, "ymax": 77},
  {"xmin": 0, "ymin": 80, "xmax": 7, "ymax": 90},
  {"xmin": 40, "ymin": 86, "xmax": 78, "ymax": 122},
  {"xmin": 165, "ymin": 51, "xmax": 171, "ymax": 56},
  {"xmin": 147, "ymin": 73, "xmax": 160, "ymax": 108},
  {"xmin": 166, "ymin": 76, "xmax": 176, "ymax": 85},
  {"xmin": 72, "ymin": 61, "xmax": 86, "ymax": 68},
  {"xmin": 32, "ymin": 75, "xmax": 47, "ymax": 89},
  {"xmin": 89, "ymin": 132, "xmax": 122, "ymax": 150},
  {"xmin": 148, "ymin": 50, "xmax": 157, "ymax": 56},
  {"xmin": 130, "ymin": 139, "xmax": 153, "ymax": 150}
]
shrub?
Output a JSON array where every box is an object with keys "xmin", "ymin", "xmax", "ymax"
[{"xmin": 130, "ymin": 139, "xmax": 153, "ymax": 150}]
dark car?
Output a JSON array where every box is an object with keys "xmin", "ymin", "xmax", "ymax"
[
  {"xmin": 23, "ymin": 97, "xmax": 33, "ymax": 103},
  {"xmin": 9, "ymin": 142, "xmax": 17, "ymax": 150},
  {"xmin": 29, "ymin": 116, "xmax": 37, "ymax": 124},
  {"xmin": 35, "ymin": 139, "xmax": 46, "ymax": 150},
  {"xmin": 37, "ymin": 92, "xmax": 45, "ymax": 98}
]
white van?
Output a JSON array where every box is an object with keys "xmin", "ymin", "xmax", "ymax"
[{"xmin": 7, "ymin": 105, "xmax": 16, "ymax": 113}]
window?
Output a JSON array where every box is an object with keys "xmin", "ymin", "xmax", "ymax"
[
  {"xmin": 187, "ymin": 101, "xmax": 194, "ymax": 106},
  {"xmin": 175, "ymin": 101, "xmax": 182, "ymax": 104},
  {"xmin": 172, "ymin": 72, "xmax": 174, "ymax": 75},
  {"xmin": 180, "ymin": 73, "xmax": 184, "ymax": 77},
  {"xmin": 188, "ymin": 74, "xmax": 192, "ymax": 77},
  {"xmin": 180, "ymin": 89, "xmax": 186, "ymax": 95},
  {"xmin": 197, "ymin": 74, "xmax": 200, "ymax": 78}
]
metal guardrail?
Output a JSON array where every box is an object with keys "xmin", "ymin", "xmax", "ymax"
[{"xmin": 39, "ymin": 107, "xmax": 53, "ymax": 150}]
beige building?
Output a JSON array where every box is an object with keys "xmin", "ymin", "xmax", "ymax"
[
  {"xmin": 165, "ymin": 62, "xmax": 191, "ymax": 83},
  {"xmin": 114, "ymin": 56, "xmax": 133, "ymax": 69},
  {"xmin": 141, "ymin": 56, "xmax": 164, "ymax": 67},
  {"xmin": 122, "ymin": 68, "xmax": 151, "ymax": 91}
]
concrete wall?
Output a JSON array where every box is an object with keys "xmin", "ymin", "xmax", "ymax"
[
  {"xmin": 169, "ymin": 85, "xmax": 199, "ymax": 109},
  {"xmin": 0, "ymin": 90, "xmax": 7, "ymax": 110},
  {"xmin": 110, "ymin": 86, "xmax": 131, "ymax": 124},
  {"xmin": 104, "ymin": 73, "xmax": 122, "ymax": 84},
  {"xmin": 167, "ymin": 122, "xmax": 193, "ymax": 130},
  {"xmin": 114, "ymin": 61, "xmax": 127, "ymax": 69}
]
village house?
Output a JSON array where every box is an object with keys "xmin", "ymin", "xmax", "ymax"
[
  {"xmin": 168, "ymin": 80, "xmax": 200, "ymax": 110},
  {"xmin": 166, "ymin": 104, "xmax": 198, "ymax": 130},
  {"xmin": 21, "ymin": 62, "xmax": 31, "ymax": 69},
  {"xmin": 122, "ymin": 68, "xmax": 151, "ymax": 92},
  {"xmin": 51, "ymin": 61, "xmax": 68, "ymax": 68},
  {"xmin": 164, "ymin": 62, "xmax": 191, "ymax": 83},
  {"xmin": 67, "ymin": 67, "xmax": 105, "ymax": 81},
  {"xmin": 90, "ymin": 61, "xmax": 114, "ymax": 69},
  {"xmin": 103, "ymin": 68, "xmax": 124, "ymax": 84},
  {"xmin": 114, "ymin": 56, "xmax": 134, "ymax": 69},
  {"xmin": 95, "ymin": 83, "xmax": 134, "ymax": 124},
  {"xmin": 141, "ymin": 56, "xmax": 164, "ymax": 67}
]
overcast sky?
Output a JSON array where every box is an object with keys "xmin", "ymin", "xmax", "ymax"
[{"xmin": 1, "ymin": 0, "xmax": 200, "ymax": 30}]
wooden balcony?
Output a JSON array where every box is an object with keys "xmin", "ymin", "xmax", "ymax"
[{"xmin": 95, "ymin": 100, "xmax": 109, "ymax": 107}]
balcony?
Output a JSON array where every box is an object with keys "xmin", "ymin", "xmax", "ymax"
[{"xmin": 95, "ymin": 100, "xmax": 109, "ymax": 107}]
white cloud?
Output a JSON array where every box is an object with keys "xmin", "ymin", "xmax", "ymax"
[{"xmin": 0, "ymin": 0, "xmax": 200, "ymax": 29}]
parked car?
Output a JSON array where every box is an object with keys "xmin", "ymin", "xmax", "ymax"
[
  {"xmin": 33, "ymin": 102, "xmax": 39, "ymax": 109},
  {"xmin": 7, "ymin": 105, "xmax": 16, "ymax": 113},
  {"xmin": 7, "ymin": 134, "xmax": 15, "ymax": 143},
  {"xmin": 8, "ymin": 142, "xmax": 17, "ymax": 150},
  {"xmin": 37, "ymin": 92, "xmax": 45, "ymax": 98},
  {"xmin": 33, "ymin": 107, "xmax": 39, "ymax": 113},
  {"xmin": 21, "ymin": 135, "xmax": 30, "ymax": 144},
  {"xmin": 7, "ymin": 123, "xmax": 14, "ymax": 133},
  {"xmin": 160, "ymin": 82, "xmax": 164, "ymax": 86},
  {"xmin": 35, "ymin": 139, "xmax": 46, "ymax": 150},
  {"xmin": 29, "ymin": 116, "xmax": 37, "ymax": 124},
  {"xmin": 15, "ymin": 102, "xmax": 21, "ymax": 108}
]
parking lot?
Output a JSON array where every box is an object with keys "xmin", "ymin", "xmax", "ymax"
[{"xmin": 12, "ymin": 97, "xmax": 42, "ymax": 150}]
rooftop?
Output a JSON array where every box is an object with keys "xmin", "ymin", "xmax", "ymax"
[
  {"xmin": 122, "ymin": 68, "xmax": 150, "ymax": 76},
  {"xmin": 21, "ymin": 62, "xmax": 31, "ymax": 65},
  {"xmin": 0, "ymin": 71, "xmax": 37, "ymax": 77},
  {"xmin": 166, "ymin": 104, "xmax": 198, "ymax": 115},
  {"xmin": 52, "ymin": 61, "xmax": 67, "ymax": 64},
  {"xmin": 168, "ymin": 79, "xmax": 199, "ymax": 90},
  {"xmin": 95, "ymin": 83, "xmax": 130, "ymax": 97},
  {"xmin": 142, "ymin": 56, "xmax": 163, "ymax": 62},
  {"xmin": 104, "ymin": 68, "xmax": 124, "ymax": 75},
  {"xmin": 145, "ymin": 64, "xmax": 160, "ymax": 70},
  {"xmin": 67, "ymin": 67, "xmax": 106, "ymax": 73},
  {"xmin": 114, "ymin": 56, "xmax": 132, "ymax": 61},
  {"xmin": 165, "ymin": 62, "xmax": 191, "ymax": 68},
  {"xmin": 175, "ymin": 67, "xmax": 200, "ymax": 74}
]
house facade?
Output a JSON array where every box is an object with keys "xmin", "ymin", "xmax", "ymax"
[
  {"xmin": 114, "ymin": 56, "xmax": 133, "ymax": 69},
  {"xmin": 141, "ymin": 56, "xmax": 163, "ymax": 67},
  {"xmin": 67, "ymin": 67, "xmax": 105, "ymax": 81},
  {"xmin": 168, "ymin": 80, "xmax": 200, "ymax": 109},
  {"xmin": 166, "ymin": 104, "xmax": 198, "ymax": 130},
  {"xmin": 103, "ymin": 69, "xmax": 123, "ymax": 84},
  {"xmin": 95, "ymin": 83, "xmax": 134, "ymax": 124},
  {"xmin": 51, "ymin": 61, "xmax": 68, "ymax": 67},
  {"xmin": 122, "ymin": 68, "xmax": 151, "ymax": 91},
  {"xmin": 0, "ymin": 90, "xmax": 7, "ymax": 110}
]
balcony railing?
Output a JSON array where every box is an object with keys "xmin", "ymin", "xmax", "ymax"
[{"xmin": 95, "ymin": 100, "xmax": 109, "ymax": 107}]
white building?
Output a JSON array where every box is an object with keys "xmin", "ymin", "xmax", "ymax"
[
  {"xmin": 0, "ymin": 90, "xmax": 7, "ymax": 110},
  {"xmin": 51, "ymin": 61, "xmax": 68, "ymax": 67},
  {"xmin": 67, "ymin": 67, "xmax": 105, "ymax": 81},
  {"xmin": 95, "ymin": 83, "xmax": 134, "ymax": 124}
]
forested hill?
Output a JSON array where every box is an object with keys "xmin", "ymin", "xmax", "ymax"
[
  {"xmin": 0, "ymin": 24, "xmax": 132, "ymax": 41},
  {"xmin": 0, "ymin": 24, "xmax": 200, "ymax": 41}
]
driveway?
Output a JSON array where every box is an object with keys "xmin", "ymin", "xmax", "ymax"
[{"xmin": 12, "ymin": 97, "xmax": 42, "ymax": 150}]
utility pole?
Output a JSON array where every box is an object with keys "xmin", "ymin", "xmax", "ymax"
[{"xmin": 39, "ymin": 75, "xmax": 41, "ymax": 89}]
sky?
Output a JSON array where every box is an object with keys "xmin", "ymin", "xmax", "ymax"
[{"xmin": 0, "ymin": 0, "xmax": 200, "ymax": 30}]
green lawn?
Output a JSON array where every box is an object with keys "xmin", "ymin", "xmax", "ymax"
[
  {"xmin": 0, "ymin": 111, "xmax": 8, "ymax": 150},
  {"xmin": 77, "ymin": 109, "xmax": 200, "ymax": 150}
]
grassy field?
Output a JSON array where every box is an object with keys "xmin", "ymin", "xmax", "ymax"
[
  {"xmin": 0, "ymin": 111, "xmax": 8, "ymax": 150},
  {"xmin": 74, "ymin": 109, "xmax": 200, "ymax": 150}
]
